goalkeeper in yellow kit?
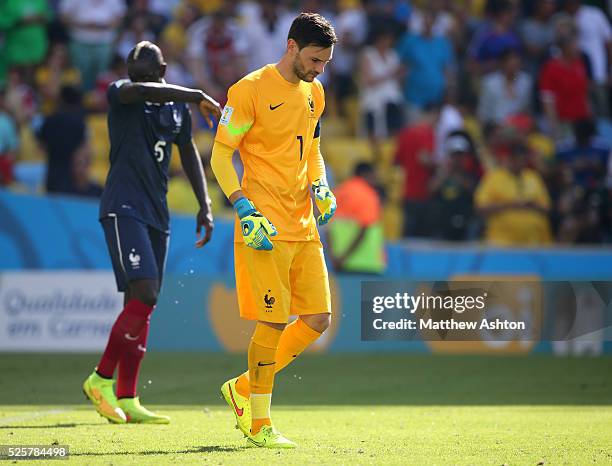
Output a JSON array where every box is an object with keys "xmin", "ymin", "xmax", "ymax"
[{"xmin": 211, "ymin": 13, "xmax": 337, "ymax": 449}]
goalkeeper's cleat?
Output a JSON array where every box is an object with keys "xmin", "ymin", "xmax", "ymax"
[
  {"xmin": 312, "ymin": 180, "xmax": 336, "ymax": 225},
  {"xmin": 82, "ymin": 371, "xmax": 127, "ymax": 424},
  {"xmin": 117, "ymin": 397, "xmax": 170, "ymax": 424},
  {"xmin": 234, "ymin": 197, "xmax": 277, "ymax": 250},
  {"xmin": 221, "ymin": 377, "xmax": 251, "ymax": 436},
  {"xmin": 247, "ymin": 425, "xmax": 297, "ymax": 449}
]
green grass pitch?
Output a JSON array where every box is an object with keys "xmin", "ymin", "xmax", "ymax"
[{"xmin": 0, "ymin": 353, "xmax": 611, "ymax": 465}]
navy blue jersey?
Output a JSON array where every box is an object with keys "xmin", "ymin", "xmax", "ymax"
[{"xmin": 99, "ymin": 79, "xmax": 192, "ymax": 232}]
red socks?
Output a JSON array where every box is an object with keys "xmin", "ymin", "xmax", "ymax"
[
  {"xmin": 97, "ymin": 300, "xmax": 154, "ymax": 380},
  {"xmin": 116, "ymin": 316, "xmax": 150, "ymax": 398}
]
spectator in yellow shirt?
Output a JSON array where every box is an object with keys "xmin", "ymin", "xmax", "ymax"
[{"xmin": 475, "ymin": 142, "xmax": 552, "ymax": 246}]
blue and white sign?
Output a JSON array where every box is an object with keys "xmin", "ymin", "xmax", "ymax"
[{"xmin": 0, "ymin": 272, "xmax": 122, "ymax": 351}]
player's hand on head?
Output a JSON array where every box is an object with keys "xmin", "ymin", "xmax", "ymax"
[
  {"xmin": 234, "ymin": 197, "xmax": 277, "ymax": 251},
  {"xmin": 198, "ymin": 92, "xmax": 222, "ymax": 129},
  {"xmin": 312, "ymin": 180, "xmax": 337, "ymax": 226},
  {"xmin": 195, "ymin": 207, "xmax": 214, "ymax": 248}
]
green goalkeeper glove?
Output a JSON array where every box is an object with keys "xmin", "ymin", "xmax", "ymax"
[
  {"xmin": 234, "ymin": 197, "xmax": 277, "ymax": 250},
  {"xmin": 312, "ymin": 180, "xmax": 337, "ymax": 226}
]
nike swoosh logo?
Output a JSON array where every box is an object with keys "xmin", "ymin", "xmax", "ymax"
[
  {"xmin": 257, "ymin": 361, "xmax": 275, "ymax": 366},
  {"xmin": 124, "ymin": 333, "xmax": 139, "ymax": 341},
  {"xmin": 269, "ymin": 103, "xmax": 284, "ymax": 110},
  {"xmin": 137, "ymin": 344, "xmax": 146, "ymax": 352},
  {"xmin": 228, "ymin": 385, "xmax": 244, "ymax": 417}
]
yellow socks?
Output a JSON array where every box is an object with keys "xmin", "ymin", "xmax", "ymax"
[
  {"xmin": 236, "ymin": 318, "xmax": 322, "ymax": 399},
  {"xmin": 275, "ymin": 318, "xmax": 322, "ymax": 372},
  {"xmin": 235, "ymin": 371, "xmax": 250, "ymax": 397},
  {"xmin": 248, "ymin": 322, "xmax": 283, "ymax": 434},
  {"xmin": 250, "ymin": 394, "xmax": 272, "ymax": 434}
]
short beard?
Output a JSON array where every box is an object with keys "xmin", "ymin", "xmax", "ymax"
[{"xmin": 292, "ymin": 57, "xmax": 314, "ymax": 82}]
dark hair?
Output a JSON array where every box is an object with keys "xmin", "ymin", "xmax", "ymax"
[
  {"xmin": 60, "ymin": 85, "xmax": 82, "ymax": 106},
  {"xmin": 573, "ymin": 118, "xmax": 596, "ymax": 144},
  {"xmin": 556, "ymin": 29, "xmax": 578, "ymax": 49},
  {"xmin": 499, "ymin": 46, "xmax": 520, "ymax": 62},
  {"xmin": 127, "ymin": 41, "xmax": 163, "ymax": 67},
  {"xmin": 288, "ymin": 13, "xmax": 337, "ymax": 49},
  {"xmin": 370, "ymin": 26, "xmax": 395, "ymax": 45},
  {"xmin": 422, "ymin": 102, "xmax": 441, "ymax": 114},
  {"xmin": 509, "ymin": 140, "xmax": 529, "ymax": 157},
  {"xmin": 485, "ymin": 0, "xmax": 514, "ymax": 16},
  {"xmin": 355, "ymin": 162, "xmax": 374, "ymax": 178}
]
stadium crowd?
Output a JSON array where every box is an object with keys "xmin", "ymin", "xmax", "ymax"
[{"xmin": 1, "ymin": 0, "xmax": 612, "ymax": 246}]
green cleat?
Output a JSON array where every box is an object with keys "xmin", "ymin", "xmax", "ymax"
[
  {"xmin": 117, "ymin": 397, "xmax": 170, "ymax": 424},
  {"xmin": 82, "ymin": 371, "xmax": 127, "ymax": 424},
  {"xmin": 221, "ymin": 377, "xmax": 251, "ymax": 436},
  {"xmin": 247, "ymin": 425, "xmax": 297, "ymax": 449}
]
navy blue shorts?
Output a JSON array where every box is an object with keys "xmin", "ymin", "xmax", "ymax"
[{"xmin": 100, "ymin": 215, "xmax": 169, "ymax": 292}]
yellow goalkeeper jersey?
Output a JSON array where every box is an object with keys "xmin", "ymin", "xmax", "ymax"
[{"xmin": 215, "ymin": 64, "xmax": 325, "ymax": 242}]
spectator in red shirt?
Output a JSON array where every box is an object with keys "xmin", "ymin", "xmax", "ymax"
[
  {"xmin": 394, "ymin": 106, "xmax": 438, "ymax": 237},
  {"xmin": 539, "ymin": 31, "xmax": 591, "ymax": 140}
]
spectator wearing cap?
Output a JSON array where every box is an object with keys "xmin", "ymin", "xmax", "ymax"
[
  {"xmin": 428, "ymin": 131, "xmax": 480, "ymax": 241},
  {"xmin": 478, "ymin": 48, "xmax": 532, "ymax": 124},
  {"xmin": 475, "ymin": 142, "xmax": 552, "ymax": 246},
  {"xmin": 327, "ymin": 162, "xmax": 385, "ymax": 274}
]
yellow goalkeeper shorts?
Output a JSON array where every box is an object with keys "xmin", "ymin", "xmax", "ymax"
[{"xmin": 234, "ymin": 240, "xmax": 331, "ymax": 323}]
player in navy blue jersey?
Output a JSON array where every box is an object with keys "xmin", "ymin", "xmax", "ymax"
[{"xmin": 82, "ymin": 41, "xmax": 221, "ymax": 424}]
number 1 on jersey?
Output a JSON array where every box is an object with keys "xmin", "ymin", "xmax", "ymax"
[
  {"xmin": 154, "ymin": 140, "xmax": 167, "ymax": 162},
  {"xmin": 297, "ymin": 135, "xmax": 303, "ymax": 160}
]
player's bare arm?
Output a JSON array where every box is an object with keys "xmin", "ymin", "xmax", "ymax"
[
  {"xmin": 178, "ymin": 140, "xmax": 214, "ymax": 248},
  {"xmin": 228, "ymin": 190, "xmax": 244, "ymax": 205},
  {"xmin": 116, "ymin": 82, "xmax": 221, "ymax": 127},
  {"xmin": 117, "ymin": 40, "xmax": 222, "ymax": 127}
]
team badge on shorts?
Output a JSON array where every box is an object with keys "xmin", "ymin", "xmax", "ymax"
[{"xmin": 264, "ymin": 290, "xmax": 275, "ymax": 310}]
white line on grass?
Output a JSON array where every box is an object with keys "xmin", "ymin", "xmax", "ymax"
[{"xmin": 0, "ymin": 408, "xmax": 74, "ymax": 425}]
